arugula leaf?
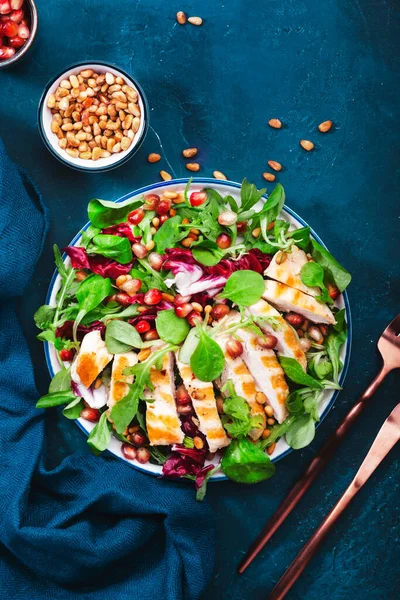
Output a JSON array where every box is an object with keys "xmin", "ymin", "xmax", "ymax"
[
  {"xmin": 34, "ymin": 305, "xmax": 56, "ymax": 330},
  {"xmin": 257, "ymin": 415, "xmax": 297, "ymax": 450},
  {"xmin": 53, "ymin": 244, "xmax": 68, "ymax": 280},
  {"xmin": 218, "ymin": 270, "xmax": 265, "ymax": 306},
  {"xmin": 62, "ymin": 397, "xmax": 84, "ymax": 420},
  {"xmin": 36, "ymin": 390, "xmax": 77, "ymax": 408},
  {"xmin": 155, "ymin": 309, "xmax": 190, "ymax": 344},
  {"xmin": 153, "ymin": 215, "xmax": 184, "ymax": 254},
  {"xmin": 190, "ymin": 327, "xmax": 225, "ymax": 382},
  {"xmin": 73, "ymin": 274, "xmax": 112, "ymax": 341},
  {"xmin": 221, "ymin": 438, "xmax": 276, "ymax": 484},
  {"xmin": 239, "ymin": 178, "xmax": 267, "ymax": 213},
  {"xmin": 300, "ymin": 262, "xmax": 332, "ymax": 304},
  {"xmin": 100, "ymin": 304, "xmax": 139, "ymax": 322},
  {"xmin": 89, "ymin": 234, "xmax": 133, "ymax": 264},
  {"xmin": 311, "ymin": 239, "xmax": 351, "ymax": 292},
  {"xmin": 279, "ymin": 356, "xmax": 323, "ymax": 389},
  {"xmin": 87, "ymin": 411, "xmax": 112, "ymax": 452},
  {"xmin": 105, "ymin": 320, "xmax": 143, "ymax": 353},
  {"xmin": 49, "ymin": 367, "xmax": 72, "ymax": 393},
  {"xmin": 110, "ymin": 344, "xmax": 177, "ymax": 433},
  {"xmin": 88, "ymin": 197, "xmax": 143, "ymax": 228},
  {"xmin": 285, "ymin": 414, "xmax": 316, "ymax": 449},
  {"xmin": 226, "ymin": 195, "xmax": 239, "ymax": 213}
]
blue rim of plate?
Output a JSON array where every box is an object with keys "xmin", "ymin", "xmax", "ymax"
[
  {"xmin": 37, "ymin": 61, "xmax": 149, "ymax": 173},
  {"xmin": 44, "ymin": 178, "xmax": 352, "ymax": 482}
]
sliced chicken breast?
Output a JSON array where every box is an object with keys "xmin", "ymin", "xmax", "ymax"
[
  {"xmin": 176, "ymin": 354, "xmax": 230, "ymax": 453},
  {"xmin": 247, "ymin": 299, "xmax": 307, "ymax": 370},
  {"xmin": 263, "ymin": 280, "xmax": 336, "ymax": 325},
  {"xmin": 265, "ymin": 244, "xmax": 319, "ymax": 297},
  {"xmin": 214, "ymin": 333, "xmax": 266, "ymax": 439},
  {"xmin": 108, "ymin": 351, "xmax": 138, "ymax": 408},
  {"xmin": 71, "ymin": 330, "xmax": 113, "ymax": 388},
  {"xmin": 145, "ymin": 350, "xmax": 184, "ymax": 446}
]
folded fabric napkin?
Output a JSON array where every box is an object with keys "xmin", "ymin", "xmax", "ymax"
[{"xmin": 0, "ymin": 140, "xmax": 215, "ymax": 600}]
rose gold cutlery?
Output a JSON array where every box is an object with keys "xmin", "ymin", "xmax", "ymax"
[
  {"xmin": 238, "ymin": 313, "xmax": 400, "ymax": 575},
  {"xmin": 268, "ymin": 402, "xmax": 400, "ymax": 600}
]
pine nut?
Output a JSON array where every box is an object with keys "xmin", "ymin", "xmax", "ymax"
[
  {"xmin": 267, "ymin": 160, "xmax": 282, "ymax": 171},
  {"xmin": 213, "ymin": 170, "xmax": 227, "ymax": 180},
  {"xmin": 318, "ymin": 120, "xmax": 333, "ymax": 133},
  {"xmin": 267, "ymin": 417, "xmax": 276, "ymax": 426},
  {"xmin": 268, "ymin": 118, "xmax": 282, "ymax": 129},
  {"xmin": 163, "ymin": 191, "xmax": 178, "ymax": 199},
  {"xmin": 267, "ymin": 442, "xmax": 277, "ymax": 455},
  {"xmin": 188, "ymin": 16, "xmax": 203, "ymax": 25},
  {"xmin": 252, "ymin": 227, "xmax": 261, "ymax": 238},
  {"xmin": 160, "ymin": 170, "xmax": 172, "ymax": 181},
  {"xmin": 47, "ymin": 94, "xmax": 56, "ymax": 108},
  {"xmin": 148, "ymin": 153, "xmax": 161, "ymax": 163},
  {"xmin": 300, "ymin": 140, "xmax": 315, "ymax": 151},
  {"xmin": 262, "ymin": 429, "xmax": 271, "ymax": 439},
  {"xmin": 186, "ymin": 162, "xmax": 200, "ymax": 172},
  {"xmin": 256, "ymin": 392, "xmax": 267, "ymax": 404},
  {"xmin": 176, "ymin": 11, "xmax": 186, "ymax": 24},
  {"xmin": 80, "ymin": 151, "xmax": 91, "ymax": 160},
  {"xmin": 265, "ymin": 405, "xmax": 274, "ymax": 417},
  {"xmin": 263, "ymin": 172, "xmax": 276, "ymax": 182},
  {"xmin": 275, "ymin": 251, "xmax": 287, "ymax": 265},
  {"xmin": 182, "ymin": 147, "xmax": 198, "ymax": 158},
  {"xmin": 66, "ymin": 148, "xmax": 79, "ymax": 158},
  {"xmin": 193, "ymin": 436, "xmax": 204, "ymax": 449}
]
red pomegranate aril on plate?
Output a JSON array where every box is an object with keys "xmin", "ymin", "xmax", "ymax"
[
  {"xmin": 156, "ymin": 199, "xmax": 171, "ymax": 215},
  {"xmin": 144, "ymin": 193, "xmax": 160, "ymax": 210},
  {"xmin": 210, "ymin": 304, "xmax": 230, "ymax": 320},
  {"xmin": 175, "ymin": 303, "xmax": 193, "ymax": 318},
  {"xmin": 148, "ymin": 252, "xmax": 163, "ymax": 271},
  {"xmin": 177, "ymin": 404, "xmax": 193, "ymax": 415},
  {"xmin": 17, "ymin": 21, "xmax": 29, "ymax": 38},
  {"xmin": 132, "ymin": 243, "xmax": 147, "ymax": 258},
  {"xmin": 135, "ymin": 320, "xmax": 151, "ymax": 334},
  {"xmin": 216, "ymin": 233, "xmax": 231, "ymax": 249},
  {"xmin": 115, "ymin": 292, "xmax": 132, "ymax": 306},
  {"xmin": 10, "ymin": 0, "xmax": 23, "ymax": 9},
  {"xmin": 128, "ymin": 208, "xmax": 145, "ymax": 225},
  {"xmin": 80, "ymin": 408, "xmax": 101, "ymax": 423},
  {"xmin": 9, "ymin": 7, "xmax": 23, "ymax": 21},
  {"xmin": 187, "ymin": 310, "xmax": 202, "ymax": 326},
  {"xmin": 59, "ymin": 348, "xmax": 75, "ymax": 362},
  {"xmin": 190, "ymin": 191, "xmax": 207, "ymax": 207},
  {"xmin": 0, "ymin": 2, "xmax": 11, "ymax": 15},
  {"xmin": 2, "ymin": 18, "xmax": 18, "ymax": 36},
  {"xmin": 327, "ymin": 283, "xmax": 340, "ymax": 300},
  {"xmin": 226, "ymin": 338, "xmax": 243, "ymax": 358},
  {"xmin": 131, "ymin": 431, "xmax": 148, "ymax": 446},
  {"xmin": 159, "ymin": 215, "xmax": 168, "ymax": 224},
  {"xmin": 136, "ymin": 447, "xmax": 151, "ymax": 464},
  {"xmin": 257, "ymin": 334, "xmax": 278, "ymax": 349},
  {"xmin": 8, "ymin": 35, "xmax": 24, "ymax": 47},
  {"xmin": 176, "ymin": 385, "xmax": 191, "ymax": 405},
  {"xmin": 144, "ymin": 288, "xmax": 162, "ymax": 305},
  {"xmin": 174, "ymin": 293, "xmax": 191, "ymax": 305},
  {"xmin": 143, "ymin": 328, "xmax": 159, "ymax": 341},
  {"xmin": 236, "ymin": 221, "xmax": 248, "ymax": 234},
  {"xmin": 121, "ymin": 443, "xmax": 137, "ymax": 460},
  {"xmin": 285, "ymin": 312, "xmax": 304, "ymax": 327}
]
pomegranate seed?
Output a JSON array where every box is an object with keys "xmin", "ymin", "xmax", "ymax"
[
  {"xmin": 156, "ymin": 199, "xmax": 171, "ymax": 216},
  {"xmin": 0, "ymin": 46, "xmax": 13, "ymax": 60},
  {"xmin": 10, "ymin": 0, "xmax": 23, "ymax": 9},
  {"xmin": 59, "ymin": 348, "xmax": 75, "ymax": 362},
  {"xmin": 17, "ymin": 22, "xmax": 29, "ymax": 38},
  {"xmin": 121, "ymin": 443, "xmax": 137, "ymax": 460},
  {"xmin": 190, "ymin": 191, "xmax": 207, "ymax": 207},
  {"xmin": 143, "ymin": 328, "xmax": 159, "ymax": 341},
  {"xmin": 226, "ymin": 338, "xmax": 243, "ymax": 358},
  {"xmin": 115, "ymin": 292, "xmax": 132, "ymax": 306},
  {"xmin": 174, "ymin": 293, "xmax": 191, "ymax": 305},
  {"xmin": 159, "ymin": 215, "xmax": 169, "ymax": 224},
  {"xmin": 131, "ymin": 431, "xmax": 148, "ymax": 446},
  {"xmin": 216, "ymin": 233, "xmax": 232, "ymax": 249},
  {"xmin": 210, "ymin": 304, "xmax": 230, "ymax": 320},
  {"xmin": 0, "ymin": 2, "xmax": 11, "ymax": 15},
  {"xmin": 128, "ymin": 208, "xmax": 145, "ymax": 225},
  {"xmin": 144, "ymin": 288, "xmax": 162, "ymax": 305},
  {"xmin": 136, "ymin": 447, "xmax": 151, "ymax": 464},
  {"xmin": 148, "ymin": 252, "xmax": 163, "ymax": 271},
  {"xmin": 135, "ymin": 320, "xmax": 151, "ymax": 334},
  {"xmin": 144, "ymin": 194, "xmax": 160, "ymax": 211},
  {"xmin": 176, "ymin": 385, "xmax": 191, "ymax": 405},
  {"xmin": 187, "ymin": 311, "xmax": 202, "ymax": 326},
  {"xmin": 308, "ymin": 326, "xmax": 324, "ymax": 344},
  {"xmin": 236, "ymin": 221, "xmax": 248, "ymax": 234},
  {"xmin": 9, "ymin": 7, "xmax": 23, "ymax": 21},
  {"xmin": 328, "ymin": 283, "xmax": 340, "ymax": 300},
  {"xmin": 80, "ymin": 408, "xmax": 101, "ymax": 423},
  {"xmin": 132, "ymin": 243, "xmax": 148, "ymax": 258},
  {"xmin": 256, "ymin": 334, "xmax": 278, "ymax": 349},
  {"xmin": 285, "ymin": 313, "xmax": 304, "ymax": 327},
  {"xmin": 177, "ymin": 404, "xmax": 193, "ymax": 415},
  {"xmin": 2, "ymin": 18, "xmax": 18, "ymax": 36},
  {"xmin": 175, "ymin": 303, "xmax": 193, "ymax": 318}
]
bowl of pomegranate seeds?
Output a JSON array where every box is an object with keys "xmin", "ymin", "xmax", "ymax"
[
  {"xmin": 38, "ymin": 61, "xmax": 149, "ymax": 172},
  {"xmin": 0, "ymin": 0, "xmax": 37, "ymax": 67}
]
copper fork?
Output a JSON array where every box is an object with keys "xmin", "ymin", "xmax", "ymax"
[
  {"xmin": 238, "ymin": 313, "xmax": 400, "ymax": 574},
  {"xmin": 268, "ymin": 402, "xmax": 400, "ymax": 600}
]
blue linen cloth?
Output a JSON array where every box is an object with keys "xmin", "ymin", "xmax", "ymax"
[{"xmin": 0, "ymin": 140, "xmax": 215, "ymax": 600}]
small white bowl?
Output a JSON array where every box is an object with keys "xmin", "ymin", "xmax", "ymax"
[{"xmin": 38, "ymin": 61, "xmax": 149, "ymax": 172}]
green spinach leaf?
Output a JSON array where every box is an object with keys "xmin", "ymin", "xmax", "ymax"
[
  {"xmin": 285, "ymin": 414, "xmax": 316, "ymax": 449},
  {"xmin": 88, "ymin": 197, "xmax": 143, "ymax": 228},
  {"xmin": 89, "ymin": 234, "xmax": 133, "ymax": 264},
  {"xmin": 289, "ymin": 227, "xmax": 311, "ymax": 250},
  {"xmin": 34, "ymin": 305, "xmax": 56, "ymax": 330},
  {"xmin": 190, "ymin": 328, "xmax": 225, "ymax": 382},
  {"xmin": 87, "ymin": 411, "xmax": 112, "ymax": 452},
  {"xmin": 73, "ymin": 274, "xmax": 112, "ymax": 340},
  {"xmin": 218, "ymin": 270, "xmax": 265, "ymax": 306},
  {"xmin": 300, "ymin": 262, "xmax": 331, "ymax": 304},
  {"xmin": 311, "ymin": 239, "xmax": 351, "ymax": 292},
  {"xmin": 105, "ymin": 320, "xmax": 143, "ymax": 353},
  {"xmin": 279, "ymin": 356, "xmax": 323, "ymax": 389},
  {"xmin": 257, "ymin": 183, "xmax": 285, "ymax": 223},
  {"xmin": 62, "ymin": 397, "xmax": 84, "ymax": 420},
  {"xmin": 155, "ymin": 309, "xmax": 190, "ymax": 344},
  {"xmin": 49, "ymin": 367, "xmax": 72, "ymax": 393},
  {"xmin": 221, "ymin": 438, "xmax": 276, "ymax": 484},
  {"xmin": 222, "ymin": 382, "xmax": 264, "ymax": 438},
  {"xmin": 153, "ymin": 215, "xmax": 184, "ymax": 254},
  {"xmin": 36, "ymin": 390, "xmax": 76, "ymax": 409},
  {"xmin": 239, "ymin": 179, "xmax": 267, "ymax": 213}
]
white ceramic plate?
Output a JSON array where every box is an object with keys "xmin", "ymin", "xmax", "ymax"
[{"xmin": 44, "ymin": 179, "xmax": 352, "ymax": 481}]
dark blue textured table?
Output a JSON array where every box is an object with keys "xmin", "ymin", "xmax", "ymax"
[{"xmin": 1, "ymin": 1, "xmax": 399, "ymax": 598}]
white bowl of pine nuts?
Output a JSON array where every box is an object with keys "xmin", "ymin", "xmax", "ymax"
[{"xmin": 38, "ymin": 61, "xmax": 149, "ymax": 172}]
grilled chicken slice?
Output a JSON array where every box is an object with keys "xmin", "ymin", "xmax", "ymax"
[
  {"xmin": 108, "ymin": 351, "xmax": 138, "ymax": 408},
  {"xmin": 214, "ymin": 333, "xmax": 266, "ymax": 440},
  {"xmin": 235, "ymin": 327, "xmax": 289, "ymax": 423},
  {"xmin": 265, "ymin": 244, "xmax": 319, "ymax": 297},
  {"xmin": 176, "ymin": 354, "xmax": 230, "ymax": 452},
  {"xmin": 145, "ymin": 350, "xmax": 184, "ymax": 446},
  {"xmin": 247, "ymin": 299, "xmax": 307, "ymax": 370},
  {"xmin": 263, "ymin": 280, "xmax": 336, "ymax": 325},
  {"xmin": 71, "ymin": 330, "xmax": 113, "ymax": 388}
]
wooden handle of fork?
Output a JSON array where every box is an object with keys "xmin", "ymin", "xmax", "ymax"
[{"xmin": 238, "ymin": 365, "xmax": 389, "ymax": 574}]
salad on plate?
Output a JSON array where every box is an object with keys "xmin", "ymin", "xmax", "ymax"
[{"xmin": 35, "ymin": 179, "xmax": 351, "ymax": 499}]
